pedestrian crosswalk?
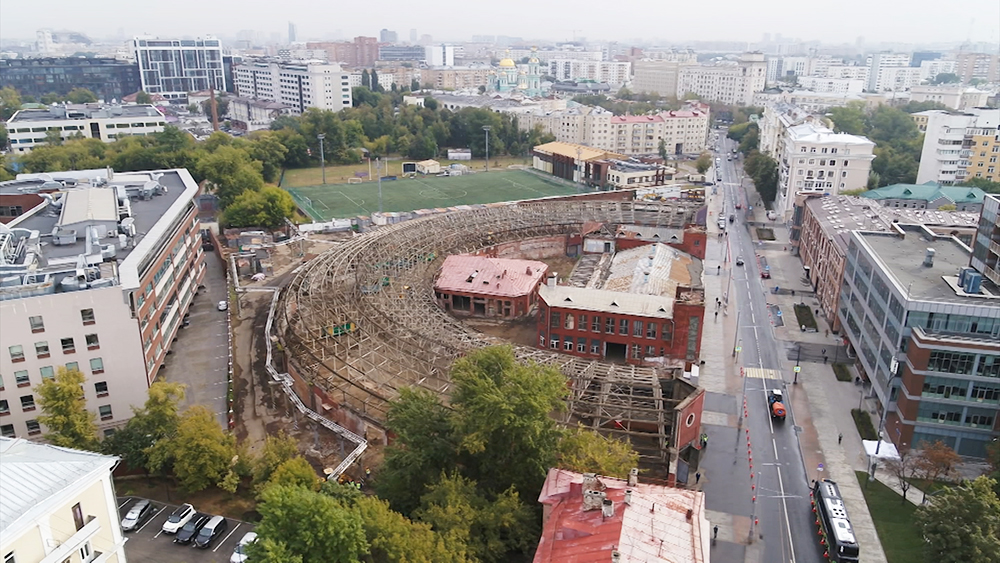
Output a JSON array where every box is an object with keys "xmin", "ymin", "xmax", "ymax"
[{"xmin": 742, "ymin": 367, "xmax": 782, "ymax": 379}]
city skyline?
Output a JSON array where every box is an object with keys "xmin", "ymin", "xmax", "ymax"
[{"xmin": 2, "ymin": 0, "xmax": 999, "ymax": 47}]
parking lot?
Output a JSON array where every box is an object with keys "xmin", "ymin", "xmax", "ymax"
[{"xmin": 118, "ymin": 496, "xmax": 255, "ymax": 563}]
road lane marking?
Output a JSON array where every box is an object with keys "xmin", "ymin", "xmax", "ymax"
[
  {"xmin": 776, "ymin": 466, "xmax": 797, "ymax": 563},
  {"xmin": 214, "ymin": 522, "xmax": 242, "ymax": 553}
]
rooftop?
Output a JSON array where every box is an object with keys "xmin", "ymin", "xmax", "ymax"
[
  {"xmin": 533, "ymin": 141, "xmax": 622, "ymax": 162},
  {"xmin": 540, "ymin": 284, "xmax": 676, "ymax": 319},
  {"xmin": 0, "ymin": 437, "xmax": 118, "ymax": 539},
  {"xmin": 434, "ymin": 255, "xmax": 549, "ymax": 298},
  {"xmin": 534, "ymin": 468, "xmax": 708, "ymax": 563},
  {"xmin": 786, "ymin": 122, "xmax": 874, "ymax": 147},
  {"xmin": 8, "ymin": 104, "xmax": 163, "ymax": 123},
  {"xmin": 228, "ymin": 96, "xmax": 291, "ymax": 110},
  {"xmin": 600, "ymin": 243, "xmax": 699, "ymax": 303},
  {"xmin": 861, "ymin": 182, "xmax": 986, "ymax": 205}
]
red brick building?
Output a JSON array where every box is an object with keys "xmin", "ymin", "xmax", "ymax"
[{"xmin": 434, "ymin": 255, "xmax": 548, "ymax": 318}]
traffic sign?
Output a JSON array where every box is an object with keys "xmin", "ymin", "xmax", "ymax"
[
  {"xmin": 735, "ymin": 346, "xmax": 743, "ymax": 352},
  {"xmin": 793, "ymin": 366, "xmax": 801, "ymax": 373},
  {"xmin": 818, "ymin": 463, "xmax": 824, "ymax": 472}
]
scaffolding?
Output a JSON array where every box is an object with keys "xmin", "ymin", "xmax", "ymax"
[{"xmin": 276, "ymin": 199, "xmax": 704, "ymax": 464}]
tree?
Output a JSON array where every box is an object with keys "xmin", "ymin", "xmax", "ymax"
[
  {"xmin": 66, "ymin": 88, "xmax": 98, "ymax": 103},
  {"xmin": 248, "ymin": 131, "xmax": 289, "ymax": 183},
  {"xmin": 267, "ymin": 457, "xmax": 320, "ymax": 491},
  {"xmin": 352, "ymin": 494, "xmax": 471, "ymax": 563},
  {"xmin": 556, "ymin": 425, "xmax": 639, "ymax": 478},
  {"xmin": 41, "ymin": 92, "xmax": 62, "ymax": 105},
  {"xmin": 931, "ymin": 72, "xmax": 961, "ymax": 84},
  {"xmin": 361, "ymin": 69, "xmax": 371, "ymax": 89},
  {"xmin": 915, "ymin": 476, "xmax": 1000, "ymax": 563},
  {"xmin": 738, "ymin": 124, "xmax": 760, "ymax": 155},
  {"xmin": 221, "ymin": 185, "xmax": 297, "ymax": 229},
  {"xmin": 187, "ymin": 103, "xmax": 201, "ymax": 114},
  {"xmin": 246, "ymin": 537, "xmax": 304, "ymax": 563},
  {"xmin": 197, "ymin": 145, "xmax": 265, "ymax": 207},
  {"xmin": 253, "ymin": 431, "xmax": 300, "ymax": 489},
  {"xmin": 1, "ymin": 86, "xmax": 22, "ymax": 120},
  {"xmin": 411, "ymin": 79, "xmax": 420, "ymax": 91},
  {"xmin": 960, "ymin": 177, "xmax": 1000, "ymax": 194},
  {"xmin": 884, "ymin": 447, "xmax": 920, "ymax": 503},
  {"xmin": 201, "ymin": 97, "xmax": 229, "ymax": 119},
  {"xmin": 43, "ymin": 128, "xmax": 64, "ymax": 146},
  {"xmin": 35, "ymin": 367, "xmax": 100, "ymax": 451},
  {"xmin": 371, "ymin": 69, "xmax": 382, "ymax": 92},
  {"xmin": 254, "ymin": 484, "xmax": 367, "ymax": 563},
  {"xmin": 743, "ymin": 151, "xmax": 779, "ymax": 204},
  {"xmin": 915, "ymin": 440, "xmax": 961, "ymax": 501},
  {"xmin": 658, "ymin": 139, "xmax": 668, "ymax": 161},
  {"xmin": 987, "ymin": 439, "xmax": 1000, "ymax": 499},
  {"xmin": 828, "ymin": 103, "xmax": 867, "ymax": 135},
  {"xmin": 135, "ymin": 91, "xmax": 153, "ymax": 104},
  {"xmin": 102, "ymin": 381, "xmax": 186, "ymax": 474},
  {"xmin": 148, "ymin": 405, "xmax": 235, "ymax": 492},
  {"xmin": 695, "ymin": 152, "xmax": 712, "ymax": 174}
]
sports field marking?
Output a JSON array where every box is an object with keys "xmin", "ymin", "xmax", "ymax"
[
  {"xmin": 419, "ymin": 189, "xmax": 468, "ymax": 200},
  {"xmin": 335, "ymin": 191, "xmax": 369, "ymax": 214}
]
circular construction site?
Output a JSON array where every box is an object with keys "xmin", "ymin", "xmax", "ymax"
[{"xmin": 275, "ymin": 198, "xmax": 708, "ymax": 468}]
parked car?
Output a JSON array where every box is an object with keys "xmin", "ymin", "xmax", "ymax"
[
  {"xmin": 121, "ymin": 499, "xmax": 156, "ymax": 532},
  {"xmin": 161, "ymin": 503, "xmax": 195, "ymax": 534},
  {"xmin": 230, "ymin": 531, "xmax": 258, "ymax": 563},
  {"xmin": 175, "ymin": 512, "xmax": 211, "ymax": 544},
  {"xmin": 217, "ymin": 300, "xmax": 228, "ymax": 311},
  {"xmin": 736, "ymin": 256, "xmax": 745, "ymax": 266},
  {"xmin": 195, "ymin": 515, "xmax": 229, "ymax": 549}
]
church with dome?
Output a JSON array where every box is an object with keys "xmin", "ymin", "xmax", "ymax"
[{"xmin": 488, "ymin": 48, "xmax": 543, "ymax": 97}]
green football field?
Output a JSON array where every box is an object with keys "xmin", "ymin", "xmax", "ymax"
[{"xmin": 284, "ymin": 169, "xmax": 582, "ymax": 220}]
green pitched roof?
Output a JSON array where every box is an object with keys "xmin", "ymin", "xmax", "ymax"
[{"xmin": 861, "ymin": 182, "xmax": 985, "ymax": 205}]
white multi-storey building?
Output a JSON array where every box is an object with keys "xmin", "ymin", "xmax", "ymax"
[
  {"xmin": 506, "ymin": 48, "xmax": 603, "ymax": 63},
  {"xmin": 0, "ymin": 438, "xmax": 127, "ymax": 563},
  {"xmin": 425, "ymin": 44, "xmax": 455, "ymax": 67},
  {"xmin": 233, "ymin": 60, "xmax": 352, "ymax": 114},
  {"xmin": 228, "ymin": 97, "xmax": 293, "ymax": 132},
  {"xmin": 0, "ymin": 168, "xmax": 206, "ymax": 439},
  {"xmin": 775, "ymin": 121, "xmax": 875, "ymax": 219},
  {"xmin": 676, "ymin": 53, "xmax": 767, "ymax": 105},
  {"xmin": 758, "ymin": 102, "xmax": 816, "ymax": 159},
  {"xmin": 632, "ymin": 60, "xmax": 694, "ymax": 98},
  {"xmin": 909, "ymin": 85, "xmax": 990, "ymax": 111},
  {"xmin": 797, "ymin": 76, "xmax": 865, "ymax": 94},
  {"xmin": 5, "ymin": 104, "xmax": 165, "ymax": 153},
  {"xmin": 866, "ymin": 52, "xmax": 912, "ymax": 92},
  {"xmin": 548, "ymin": 59, "xmax": 631, "ymax": 86},
  {"xmin": 822, "ymin": 64, "xmax": 870, "ymax": 81},
  {"xmin": 916, "ymin": 108, "xmax": 1000, "ymax": 185},
  {"xmin": 918, "ymin": 59, "xmax": 958, "ymax": 82},
  {"xmin": 132, "ymin": 36, "xmax": 225, "ymax": 100},
  {"xmin": 347, "ymin": 71, "xmax": 395, "ymax": 90}
]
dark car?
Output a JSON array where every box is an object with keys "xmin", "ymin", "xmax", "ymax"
[
  {"xmin": 121, "ymin": 499, "xmax": 156, "ymax": 532},
  {"xmin": 175, "ymin": 513, "xmax": 211, "ymax": 544},
  {"xmin": 194, "ymin": 515, "xmax": 229, "ymax": 549}
]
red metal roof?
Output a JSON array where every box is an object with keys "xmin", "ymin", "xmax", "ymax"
[
  {"xmin": 534, "ymin": 468, "xmax": 708, "ymax": 563},
  {"xmin": 434, "ymin": 254, "xmax": 549, "ymax": 298}
]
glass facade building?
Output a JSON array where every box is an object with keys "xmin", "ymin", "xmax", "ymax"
[
  {"xmin": 0, "ymin": 58, "xmax": 141, "ymax": 103},
  {"xmin": 133, "ymin": 37, "xmax": 226, "ymax": 99}
]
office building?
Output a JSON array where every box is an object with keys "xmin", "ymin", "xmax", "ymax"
[
  {"xmin": 232, "ymin": 60, "xmax": 352, "ymax": 114},
  {"xmin": 288, "ymin": 22, "xmax": 297, "ymax": 43},
  {"xmin": 676, "ymin": 53, "xmax": 767, "ymax": 105},
  {"xmin": 132, "ymin": 36, "xmax": 225, "ymax": 100},
  {"xmin": 548, "ymin": 59, "xmax": 631, "ymax": 86},
  {"xmin": 424, "ymin": 44, "xmax": 455, "ymax": 67},
  {"xmin": 632, "ymin": 60, "xmax": 692, "ymax": 98},
  {"xmin": 840, "ymin": 224, "xmax": 1000, "ymax": 458},
  {"xmin": 916, "ymin": 108, "xmax": 1000, "ymax": 185},
  {"xmin": 377, "ymin": 45, "xmax": 425, "ymax": 62},
  {"xmin": 0, "ymin": 438, "xmax": 127, "ymax": 563},
  {"xmin": 379, "ymin": 29, "xmax": 398, "ymax": 43},
  {"xmin": 775, "ymin": 121, "xmax": 875, "ymax": 220},
  {"xmin": 0, "ymin": 58, "xmax": 141, "ymax": 103},
  {"xmin": 971, "ymin": 193, "xmax": 1000, "ymax": 289},
  {"xmin": 0, "ymin": 167, "xmax": 206, "ymax": 438},
  {"xmin": 5, "ymin": 104, "xmax": 166, "ymax": 153}
]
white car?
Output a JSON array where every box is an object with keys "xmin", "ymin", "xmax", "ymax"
[
  {"xmin": 230, "ymin": 531, "xmax": 258, "ymax": 563},
  {"xmin": 161, "ymin": 503, "xmax": 195, "ymax": 534},
  {"xmin": 217, "ymin": 300, "xmax": 228, "ymax": 311}
]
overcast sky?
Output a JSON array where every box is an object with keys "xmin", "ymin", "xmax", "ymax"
[{"xmin": 2, "ymin": 0, "xmax": 998, "ymax": 46}]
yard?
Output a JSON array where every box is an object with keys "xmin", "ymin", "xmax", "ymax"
[
  {"xmin": 280, "ymin": 155, "xmax": 532, "ymax": 188},
  {"xmin": 854, "ymin": 471, "xmax": 924, "ymax": 563},
  {"xmin": 793, "ymin": 303, "xmax": 818, "ymax": 331},
  {"xmin": 832, "ymin": 362, "xmax": 853, "ymax": 382}
]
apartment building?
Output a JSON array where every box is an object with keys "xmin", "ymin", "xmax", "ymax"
[
  {"xmin": 775, "ymin": 121, "xmax": 875, "ymax": 219},
  {"xmin": 233, "ymin": 60, "xmax": 352, "ymax": 114},
  {"xmin": 377, "ymin": 45, "xmax": 425, "ymax": 62},
  {"xmin": 916, "ymin": 108, "xmax": 1000, "ymax": 185},
  {"xmin": 132, "ymin": 36, "xmax": 225, "ymax": 100},
  {"xmin": 305, "ymin": 37, "xmax": 378, "ymax": 67},
  {"xmin": 865, "ymin": 52, "xmax": 911, "ymax": 92},
  {"xmin": 420, "ymin": 66, "xmax": 491, "ymax": 89},
  {"xmin": 631, "ymin": 60, "xmax": 692, "ymax": 98},
  {"xmin": 0, "ymin": 57, "xmax": 141, "ymax": 103},
  {"xmin": 5, "ymin": 104, "xmax": 165, "ymax": 153},
  {"xmin": 797, "ymin": 76, "xmax": 865, "ymax": 94},
  {"xmin": 548, "ymin": 59, "xmax": 631, "ymax": 86},
  {"xmin": 516, "ymin": 104, "xmax": 610, "ymax": 146},
  {"xmin": 909, "ymin": 85, "xmax": 990, "ymax": 111},
  {"xmin": 840, "ymin": 224, "xmax": 1000, "ymax": 458},
  {"xmin": 0, "ymin": 168, "xmax": 206, "ymax": 439},
  {"xmin": 348, "ymin": 71, "xmax": 395, "ymax": 90},
  {"xmin": 0, "ymin": 438, "xmax": 127, "ymax": 563},
  {"xmin": 952, "ymin": 52, "xmax": 1000, "ymax": 84},
  {"xmin": 425, "ymin": 45, "xmax": 455, "ymax": 67},
  {"xmin": 917, "ymin": 59, "xmax": 958, "ymax": 82},
  {"xmin": 603, "ymin": 110, "xmax": 709, "ymax": 156},
  {"xmin": 228, "ymin": 97, "xmax": 292, "ymax": 132},
  {"xmin": 758, "ymin": 102, "xmax": 816, "ymax": 159},
  {"xmin": 971, "ymin": 194, "xmax": 999, "ymax": 287},
  {"xmin": 676, "ymin": 53, "xmax": 767, "ymax": 105}
]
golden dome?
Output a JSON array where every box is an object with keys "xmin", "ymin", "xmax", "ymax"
[
  {"xmin": 498, "ymin": 58, "xmax": 516, "ymax": 67},
  {"xmin": 529, "ymin": 56, "xmax": 539, "ymax": 64}
]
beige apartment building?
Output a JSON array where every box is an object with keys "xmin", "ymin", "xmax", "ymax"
[
  {"xmin": 632, "ymin": 60, "xmax": 692, "ymax": 98},
  {"xmin": 421, "ymin": 67, "xmax": 491, "ymax": 89},
  {"xmin": 0, "ymin": 437, "xmax": 127, "ymax": 563},
  {"xmin": 677, "ymin": 53, "xmax": 767, "ymax": 105}
]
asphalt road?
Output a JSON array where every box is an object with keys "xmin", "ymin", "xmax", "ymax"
[{"xmin": 713, "ymin": 134, "xmax": 825, "ymax": 563}]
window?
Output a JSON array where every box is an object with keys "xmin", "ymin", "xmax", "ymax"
[
  {"xmin": 9, "ymin": 345, "xmax": 24, "ymax": 362},
  {"xmin": 619, "ymin": 319, "xmax": 628, "ymax": 335},
  {"xmin": 591, "ymin": 340, "xmax": 600, "ymax": 354},
  {"xmin": 633, "ymin": 320, "xmax": 643, "ymax": 337},
  {"xmin": 549, "ymin": 311, "xmax": 560, "ymax": 329},
  {"xmin": 550, "ymin": 335, "xmax": 559, "ymax": 349},
  {"xmin": 631, "ymin": 344, "xmax": 642, "ymax": 360},
  {"xmin": 0, "ymin": 400, "xmax": 8, "ymax": 415},
  {"xmin": 20, "ymin": 395, "xmax": 35, "ymax": 412},
  {"xmin": 564, "ymin": 314, "xmax": 574, "ymax": 330},
  {"xmin": 98, "ymin": 405, "xmax": 113, "ymax": 420},
  {"xmin": 577, "ymin": 337, "xmax": 586, "ymax": 353},
  {"xmin": 605, "ymin": 317, "xmax": 614, "ymax": 333},
  {"xmin": 29, "ymin": 316, "xmax": 44, "ymax": 332},
  {"xmin": 85, "ymin": 334, "xmax": 99, "ymax": 350},
  {"xmin": 90, "ymin": 358, "xmax": 105, "ymax": 375},
  {"xmin": 1, "ymin": 426, "xmax": 13, "ymax": 438},
  {"xmin": 81, "ymin": 308, "xmax": 95, "ymax": 324},
  {"xmin": 39, "ymin": 366, "xmax": 54, "ymax": 379},
  {"xmin": 65, "ymin": 363, "xmax": 79, "ymax": 374},
  {"xmin": 646, "ymin": 322, "xmax": 657, "ymax": 339},
  {"xmin": 25, "ymin": 420, "xmax": 40, "ymax": 436},
  {"xmin": 14, "ymin": 371, "xmax": 29, "ymax": 386},
  {"xmin": 591, "ymin": 316, "xmax": 600, "ymax": 332},
  {"xmin": 563, "ymin": 338, "xmax": 573, "ymax": 351},
  {"xmin": 72, "ymin": 503, "xmax": 85, "ymax": 530},
  {"xmin": 35, "ymin": 341, "xmax": 49, "ymax": 358},
  {"xmin": 61, "ymin": 337, "xmax": 75, "ymax": 354}
]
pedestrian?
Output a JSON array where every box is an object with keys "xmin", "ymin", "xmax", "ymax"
[
  {"xmin": 713, "ymin": 525, "xmax": 719, "ymax": 541},
  {"xmin": 825, "ymin": 329, "xmax": 829, "ymax": 338},
  {"xmin": 717, "ymin": 265, "xmax": 721, "ymax": 274},
  {"xmin": 714, "ymin": 311, "xmax": 718, "ymax": 320},
  {"xmin": 695, "ymin": 472, "xmax": 701, "ymax": 484},
  {"xmin": 838, "ymin": 433, "xmax": 843, "ymax": 445}
]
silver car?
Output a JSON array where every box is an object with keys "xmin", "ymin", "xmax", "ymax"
[
  {"xmin": 121, "ymin": 499, "xmax": 155, "ymax": 532},
  {"xmin": 230, "ymin": 531, "xmax": 258, "ymax": 563}
]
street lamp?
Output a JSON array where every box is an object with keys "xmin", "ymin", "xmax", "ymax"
[
  {"xmin": 376, "ymin": 157, "xmax": 383, "ymax": 214},
  {"xmin": 317, "ymin": 134, "xmax": 326, "ymax": 185},
  {"xmin": 482, "ymin": 125, "xmax": 491, "ymax": 172}
]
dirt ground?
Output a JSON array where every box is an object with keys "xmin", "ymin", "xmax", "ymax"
[
  {"xmin": 538, "ymin": 255, "xmax": 580, "ymax": 283},
  {"xmin": 115, "ymin": 476, "xmax": 259, "ymax": 522},
  {"xmin": 465, "ymin": 315, "xmax": 540, "ymax": 348}
]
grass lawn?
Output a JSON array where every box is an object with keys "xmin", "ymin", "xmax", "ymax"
[
  {"xmin": 794, "ymin": 303, "xmax": 818, "ymax": 330},
  {"xmin": 284, "ymin": 169, "xmax": 582, "ymax": 220},
  {"xmin": 832, "ymin": 362, "xmax": 853, "ymax": 382},
  {"xmin": 854, "ymin": 471, "xmax": 924, "ymax": 563},
  {"xmin": 280, "ymin": 155, "xmax": 532, "ymax": 188},
  {"xmin": 852, "ymin": 408, "xmax": 878, "ymax": 441},
  {"xmin": 906, "ymin": 478, "xmax": 953, "ymax": 496}
]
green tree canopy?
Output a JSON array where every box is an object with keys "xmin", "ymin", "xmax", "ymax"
[
  {"xmin": 915, "ymin": 476, "xmax": 1000, "ymax": 563},
  {"xmin": 221, "ymin": 185, "xmax": 297, "ymax": 229},
  {"xmin": 148, "ymin": 405, "xmax": 235, "ymax": 492},
  {"xmin": 267, "ymin": 457, "xmax": 320, "ymax": 491},
  {"xmin": 960, "ymin": 177, "xmax": 1000, "ymax": 194},
  {"xmin": 352, "ymin": 493, "xmax": 472, "ymax": 563},
  {"xmin": 197, "ymin": 145, "xmax": 265, "ymax": 207},
  {"xmin": 102, "ymin": 381, "xmax": 185, "ymax": 473},
  {"xmin": 254, "ymin": 484, "xmax": 367, "ymax": 563},
  {"xmin": 931, "ymin": 72, "xmax": 961, "ymax": 84},
  {"xmin": 556, "ymin": 424, "xmax": 639, "ymax": 478},
  {"xmin": 0, "ymin": 86, "xmax": 22, "ymax": 120},
  {"xmin": 35, "ymin": 367, "xmax": 100, "ymax": 451},
  {"xmin": 695, "ymin": 152, "xmax": 713, "ymax": 174},
  {"xmin": 135, "ymin": 91, "xmax": 153, "ymax": 104},
  {"xmin": 253, "ymin": 431, "xmax": 300, "ymax": 489},
  {"xmin": 66, "ymin": 88, "xmax": 98, "ymax": 103}
]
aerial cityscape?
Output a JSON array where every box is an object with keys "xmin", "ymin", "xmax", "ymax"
[{"xmin": 0, "ymin": 5, "xmax": 998, "ymax": 563}]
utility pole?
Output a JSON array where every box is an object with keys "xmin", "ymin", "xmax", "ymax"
[
  {"xmin": 731, "ymin": 310, "xmax": 741, "ymax": 357},
  {"xmin": 209, "ymin": 87, "xmax": 219, "ymax": 131},
  {"xmin": 482, "ymin": 125, "xmax": 491, "ymax": 172},
  {"xmin": 377, "ymin": 157, "xmax": 383, "ymax": 214},
  {"xmin": 317, "ymin": 134, "xmax": 326, "ymax": 185}
]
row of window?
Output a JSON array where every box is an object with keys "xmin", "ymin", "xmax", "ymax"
[
  {"xmin": 9, "ymin": 333, "xmax": 99, "ymax": 361},
  {"xmin": 540, "ymin": 334, "xmax": 664, "ymax": 359},
  {"xmin": 11, "ymin": 122, "xmax": 163, "ymax": 134},
  {"xmin": 0, "ymin": 387, "xmax": 110, "ymax": 418},
  {"xmin": 545, "ymin": 310, "xmax": 671, "ymax": 341},
  {"xmin": 3, "ymin": 358, "xmax": 107, "ymax": 390}
]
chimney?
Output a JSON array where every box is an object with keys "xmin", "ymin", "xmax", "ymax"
[
  {"xmin": 547, "ymin": 273, "xmax": 557, "ymax": 288},
  {"xmin": 583, "ymin": 490, "xmax": 606, "ymax": 511},
  {"xmin": 525, "ymin": 266, "xmax": 532, "ymax": 275},
  {"xmin": 628, "ymin": 467, "xmax": 638, "ymax": 487},
  {"xmin": 624, "ymin": 489, "xmax": 633, "ymax": 505},
  {"xmin": 924, "ymin": 247, "xmax": 936, "ymax": 267},
  {"xmin": 602, "ymin": 498, "xmax": 615, "ymax": 518}
]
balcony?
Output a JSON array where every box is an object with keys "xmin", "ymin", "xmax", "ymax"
[{"xmin": 40, "ymin": 515, "xmax": 101, "ymax": 563}]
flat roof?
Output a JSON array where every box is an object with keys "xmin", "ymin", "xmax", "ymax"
[
  {"xmin": 435, "ymin": 255, "xmax": 548, "ymax": 298},
  {"xmin": 540, "ymin": 284, "xmax": 676, "ymax": 319},
  {"xmin": 58, "ymin": 188, "xmax": 118, "ymax": 227},
  {"xmin": 8, "ymin": 104, "xmax": 162, "ymax": 123},
  {"xmin": 533, "ymin": 141, "xmax": 621, "ymax": 162},
  {"xmin": 601, "ymin": 243, "xmax": 699, "ymax": 308},
  {"xmin": 862, "ymin": 183, "xmax": 985, "ymax": 205}
]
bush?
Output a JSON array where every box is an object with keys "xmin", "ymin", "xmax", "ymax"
[
  {"xmin": 852, "ymin": 408, "xmax": 878, "ymax": 441},
  {"xmin": 832, "ymin": 363, "xmax": 852, "ymax": 382},
  {"xmin": 794, "ymin": 304, "xmax": 817, "ymax": 330}
]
